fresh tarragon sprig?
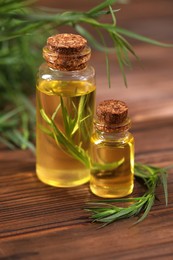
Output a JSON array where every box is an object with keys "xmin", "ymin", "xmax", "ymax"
[
  {"xmin": 39, "ymin": 105, "xmax": 124, "ymax": 172},
  {"xmin": 85, "ymin": 163, "xmax": 170, "ymax": 227}
]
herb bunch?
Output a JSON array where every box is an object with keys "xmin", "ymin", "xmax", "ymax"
[
  {"xmin": 1, "ymin": 0, "xmax": 173, "ymax": 150},
  {"xmin": 85, "ymin": 163, "xmax": 169, "ymax": 226}
]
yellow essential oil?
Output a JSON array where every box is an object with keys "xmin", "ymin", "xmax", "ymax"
[
  {"xmin": 90, "ymin": 100, "xmax": 134, "ymax": 198},
  {"xmin": 36, "ymin": 34, "xmax": 96, "ymax": 187},
  {"xmin": 36, "ymin": 79, "xmax": 95, "ymax": 187},
  {"xmin": 90, "ymin": 132, "xmax": 134, "ymax": 198}
]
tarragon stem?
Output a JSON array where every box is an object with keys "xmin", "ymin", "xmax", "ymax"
[{"xmin": 85, "ymin": 163, "xmax": 170, "ymax": 227}]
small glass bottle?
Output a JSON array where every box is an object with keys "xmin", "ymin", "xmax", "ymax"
[
  {"xmin": 90, "ymin": 100, "xmax": 134, "ymax": 198},
  {"xmin": 36, "ymin": 34, "xmax": 96, "ymax": 187}
]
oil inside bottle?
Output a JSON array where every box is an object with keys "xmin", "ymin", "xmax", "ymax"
[
  {"xmin": 36, "ymin": 79, "xmax": 95, "ymax": 187},
  {"xmin": 90, "ymin": 133, "xmax": 134, "ymax": 198}
]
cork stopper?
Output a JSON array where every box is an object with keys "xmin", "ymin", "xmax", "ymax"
[
  {"xmin": 96, "ymin": 100, "xmax": 130, "ymax": 133},
  {"xmin": 47, "ymin": 34, "xmax": 87, "ymax": 54},
  {"xmin": 43, "ymin": 33, "xmax": 91, "ymax": 71}
]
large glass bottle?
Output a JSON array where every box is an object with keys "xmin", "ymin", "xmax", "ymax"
[
  {"xmin": 36, "ymin": 34, "xmax": 96, "ymax": 187},
  {"xmin": 90, "ymin": 100, "xmax": 134, "ymax": 198}
]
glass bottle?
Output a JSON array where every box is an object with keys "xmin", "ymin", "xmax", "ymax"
[
  {"xmin": 90, "ymin": 100, "xmax": 134, "ymax": 198},
  {"xmin": 36, "ymin": 34, "xmax": 96, "ymax": 187}
]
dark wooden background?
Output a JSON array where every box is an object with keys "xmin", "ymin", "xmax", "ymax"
[{"xmin": 1, "ymin": 0, "xmax": 173, "ymax": 259}]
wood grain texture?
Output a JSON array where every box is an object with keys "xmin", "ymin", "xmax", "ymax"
[{"xmin": 1, "ymin": 0, "xmax": 173, "ymax": 259}]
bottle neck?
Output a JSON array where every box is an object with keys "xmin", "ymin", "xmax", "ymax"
[
  {"xmin": 95, "ymin": 129, "xmax": 130, "ymax": 141},
  {"xmin": 93, "ymin": 117, "xmax": 131, "ymax": 141}
]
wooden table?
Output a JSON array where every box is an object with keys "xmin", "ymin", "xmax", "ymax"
[{"xmin": 1, "ymin": 1, "xmax": 173, "ymax": 259}]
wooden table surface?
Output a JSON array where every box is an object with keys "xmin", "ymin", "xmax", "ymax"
[{"xmin": 1, "ymin": 1, "xmax": 173, "ymax": 259}]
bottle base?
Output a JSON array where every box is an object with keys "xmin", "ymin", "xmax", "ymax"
[
  {"xmin": 90, "ymin": 183, "xmax": 134, "ymax": 198},
  {"xmin": 36, "ymin": 165, "xmax": 90, "ymax": 188}
]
